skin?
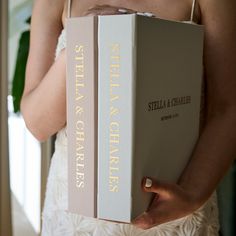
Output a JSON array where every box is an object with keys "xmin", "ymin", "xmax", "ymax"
[{"xmin": 21, "ymin": 0, "xmax": 236, "ymax": 230}]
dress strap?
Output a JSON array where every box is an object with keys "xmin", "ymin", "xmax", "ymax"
[
  {"xmin": 190, "ymin": 0, "xmax": 197, "ymax": 22},
  {"xmin": 67, "ymin": 0, "xmax": 72, "ymax": 18}
]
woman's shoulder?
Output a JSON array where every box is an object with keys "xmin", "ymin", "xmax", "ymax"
[
  {"xmin": 23, "ymin": 0, "xmax": 66, "ymax": 97},
  {"xmin": 198, "ymin": 0, "xmax": 236, "ymax": 24},
  {"xmin": 34, "ymin": 0, "xmax": 65, "ymax": 18}
]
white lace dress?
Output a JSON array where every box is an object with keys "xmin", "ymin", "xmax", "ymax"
[{"xmin": 41, "ymin": 29, "xmax": 220, "ymax": 236}]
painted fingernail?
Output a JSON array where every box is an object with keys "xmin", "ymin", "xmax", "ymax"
[
  {"xmin": 118, "ymin": 9, "xmax": 128, "ymax": 13},
  {"xmin": 145, "ymin": 178, "xmax": 152, "ymax": 188},
  {"xmin": 137, "ymin": 12, "xmax": 145, "ymax": 16},
  {"xmin": 144, "ymin": 12, "xmax": 154, "ymax": 17}
]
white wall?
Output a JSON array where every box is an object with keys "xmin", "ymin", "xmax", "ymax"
[{"xmin": 8, "ymin": 0, "xmax": 41, "ymax": 234}]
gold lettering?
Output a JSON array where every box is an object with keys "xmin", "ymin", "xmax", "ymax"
[
  {"xmin": 76, "ymin": 106, "xmax": 84, "ymax": 116},
  {"xmin": 108, "ymin": 44, "xmax": 120, "ymax": 192},
  {"xmin": 110, "ymin": 155, "xmax": 119, "ymax": 165},
  {"xmin": 75, "ymin": 45, "xmax": 84, "ymax": 53},
  {"xmin": 110, "ymin": 106, "xmax": 119, "ymax": 117},
  {"xmin": 110, "ymin": 94, "xmax": 119, "ymax": 102},
  {"xmin": 74, "ymin": 44, "xmax": 86, "ymax": 189},
  {"xmin": 110, "ymin": 133, "xmax": 119, "ymax": 144},
  {"xmin": 109, "ymin": 185, "xmax": 118, "ymax": 192},
  {"xmin": 111, "ymin": 43, "xmax": 119, "ymax": 53},
  {"xmin": 109, "ymin": 176, "xmax": 119, "ymax": 192}
]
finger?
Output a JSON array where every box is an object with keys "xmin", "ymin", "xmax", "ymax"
[
  {"xmin": 142, "ymin": 177, "xmax": 171, "ymax": 196},
  {"xmin": 132, "ymin": 212, "xmax": 155, "ymax": 230},
  {"xmin": 86, "ymin": 5, "xmax": 136, "ymax": 16},
  {"xmin": 85, "ymin": 7, "xmax": 115, "ymax": 16}
]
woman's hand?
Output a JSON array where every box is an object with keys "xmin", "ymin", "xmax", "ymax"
[
  {"xmin": 78, "ymin": 4, "xmax": 139, "ymax": 18},
  {"xmin": 85, "ymin": 5, "xmax": 136, "ymax": 16},
  {"xmin": 132, "ymin": 177, "xmax": 203, "ymax": 230}
]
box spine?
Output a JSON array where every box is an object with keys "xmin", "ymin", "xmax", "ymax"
[
  {"xmin": 97, "ymin": 14, "xmax": 136, "ymax": 223},
  {"xmin": 66, "ymin": 16, "xmax": 98, "ymax": 217}
]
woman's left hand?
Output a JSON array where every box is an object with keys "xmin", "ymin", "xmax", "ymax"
[{"xmin": 132, "ymin": 177, "xmax": 203, "ymax": 230}]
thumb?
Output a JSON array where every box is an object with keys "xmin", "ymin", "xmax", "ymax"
[{"xmin": 142, "ymin": 177, "xmax": 172, "ymax": 196}]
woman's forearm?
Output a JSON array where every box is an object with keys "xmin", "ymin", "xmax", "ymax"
[
  {"xmin": 178, "ymin": 108, "xmax": 236, "ymax": 205},
  {"xmin": 21, "ymin": 50, "xmax": 66, "ymax": 142}
]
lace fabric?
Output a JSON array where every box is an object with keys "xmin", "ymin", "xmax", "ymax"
[{"xmin": 42, "ymin": 27, "xmax": 220, "ymax": 236}]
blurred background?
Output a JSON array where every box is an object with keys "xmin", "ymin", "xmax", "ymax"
[
  {"xmin": 0, "ymin": 0, "xmax": 235, "ymax": 236},
  {"xmin": 8, "ymin": 0, "xmax": 40, "ymax": 235},
  {"xmin": 1, "ymin": 0, "xmax": 53, "ymax": 235}
]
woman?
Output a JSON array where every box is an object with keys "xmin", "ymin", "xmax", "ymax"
[{"xmin": 20, "ymin": 0, "xmax": 236, "ymax": 235}]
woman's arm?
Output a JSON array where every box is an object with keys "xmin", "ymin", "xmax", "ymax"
[
  {"xmin": 133, "ymin": 0, "xmax": 236, "ymax": 229},
  {"xmin": 179, "ymin": 0, "xmax": 236, "ymax": 203},
  {"xmin": 20, "ymin": 0, "xmax": 66, "ymax": 142}
]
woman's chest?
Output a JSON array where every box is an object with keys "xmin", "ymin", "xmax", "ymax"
[{"xmin": 63, "ymin": 0, "xmax": 199, "ymax": 25}]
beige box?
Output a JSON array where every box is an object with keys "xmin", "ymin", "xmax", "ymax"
[{"xmin": 66, "ymin": 16, "xmax": 98, "ymax": 217}]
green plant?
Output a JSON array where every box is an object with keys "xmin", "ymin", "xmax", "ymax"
[{"xmin": 11, "ymin": 17, "xmax": 30, "ymax": 113}]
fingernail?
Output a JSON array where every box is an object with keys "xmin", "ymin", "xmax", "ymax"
[
  {"xmin": 137, "ymin": 12, "xmax": 145, "ymax": 16},
  {"xmin": 118, "ymin": 8, "xmax": 128, "ymax": 13},
  {"xmin": 144, "ymin": 12, "xmax": 154, "ymax": 17},
  {"xmin": 145, "ymin": 178, "xmax": 152, "ymax": 188}
]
